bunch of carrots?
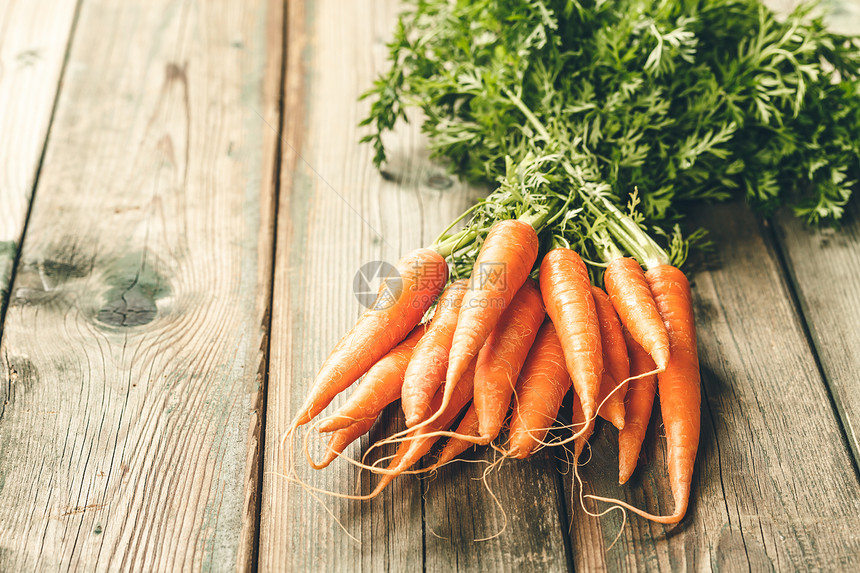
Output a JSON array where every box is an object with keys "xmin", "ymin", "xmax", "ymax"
[
  {"xmin": 284, "ymin": 198, "xmax": 700, "ymax": 525},
  {"xmin": 280, "ymin": 0, "xmax": 860, "ymax": 530}
]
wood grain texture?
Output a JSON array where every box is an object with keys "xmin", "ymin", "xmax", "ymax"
[
  {"xmin": 767, "ymin": 0, "xmax": 860, "ymax": 470},
  {"xmin": 262, "ymin": 1, "xmax": 860, "ymax": 570},
  {"xmin": 259, "ymin": 0, "xmax": 431, "ymax": 569},
  {"xmin": 425, "ymin": 446, "xmax": 572, "ymax": 573},
  {"xmin": 567, "ymin": 203, "xmax": 860, "ymax": 571},
  {"xmin": 773, "ymin": 204, "xmax": 860, "ymax": 466},
  {"xmin": 0, "ymin": 0, "xmax": 281, "ymax": 570},
  {"xmin": 257, "ymin": 0, "xmax": 556, "ymax": 570},
  {"xmin": 0, "ymin": 0, "xmax": 78, "ymax": 313}
]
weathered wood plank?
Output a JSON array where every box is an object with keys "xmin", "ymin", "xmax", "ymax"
[
  {"xmin": 767, "ymin": 0, "xmax": 860, "ymax": 470},
  {"xmin": 0, "ymin": 0, "xmax": 281, "ymax": 570},
  {"xmin": 568, "ymin": 203, "xmax": 860, "ymax": 571},
  {"xmin": 259, "ymin": 0, "xmax": 436, "ymax": 569},
  {"xmin": 264, "ymin": 0, "xmax": 860, "ymax": 570},
  {"xmin": 773, "ymin": 204, "xmax": 860, "ymax": 466},
  {"xmin": 0, "ymin": 0, "xmax": 78, "ymax": 315},
  {"xmin": 425, "ymin": 446, "xmax": 572, "ymax": 573},
  {"xmin": 260, "ymin": 1, "xmax": 569, "ymax": 571}
]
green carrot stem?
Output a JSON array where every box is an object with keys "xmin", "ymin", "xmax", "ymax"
[
  {"xmin": 583, "ymin": 196, "xmax": 669, "ymax": 269},
  {"xmin": 433, "ymin": 200, "xmax": 487, "ymax": 246},
  {"xmin": 431, "ymin": 228, "xmax": 480, "ymax": 258},
  {"xmin": 593, "ymin": 228, "xmax": 624, "ymax": 263},
  {"xmin": 517, "ymin": 206, "xmax": 553, "ymax": 231},
  {"xmin": 502, "ymin": 88, "xmax": 551, "ymax": 142}
]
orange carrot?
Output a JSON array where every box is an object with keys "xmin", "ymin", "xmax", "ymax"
[
  {"xmin": 539, "ymin": 248, "xmax": 603, "ymax": 425},
  {"xmin": 317, "ymin": 326, "xmax": 424, "ymax": 432},
  {"xmin": 473, "ymin": 279, "xmax": 544, "ymax": 443},
  {"xmin": 645, "ymin": 265, "xmax": 700, "ymax": 522},
  {"xmin": 591, "ymin": 286, "xmax": 629, "ymax": 430},
  {"xmin": 590, "ymin": 264, "xmax": 699, "ymax": 523},
  {"xmin": 401, "ymin": 280, "xmax": 468, "ymax": 426},
  {"xmin": 571, "ymin": 391, "xmax": 594, "ymax": 462},
  {"xmin": 507, "ymin": 321, "xmax": 572, "ymax": 459},
  {"xmin": 603, "ymin": 257, "xmax": 670, "ymax": 371},
  {"xmin": 290, "ymin": 248, "xmax": 448, "ymax": 428},
  {"xmin": 617, "ymin": 328, "xmax": 657, "ymax": 484},
  {"xmin": 444, "ymin": 220, "xmax": 539, "ymax": 400},
  {"xmin": 432, "ymin": 404, "xmax": 479, "ymax": 469},
  {"xmin": 367, "ymin": 359, "xmax": 477, "ymax": 497},
  {"xmin": 311, "ymin": 416, "xmax": 378, "ymax": 470}
]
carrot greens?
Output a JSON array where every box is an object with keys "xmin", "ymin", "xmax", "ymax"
[
  {"xmin": 285, "ymin": 0, "xmax": 859, "ymax": 523},
  {"xmin": 361, "ymin": 0, "xmax": 860, "ymax": 273}
]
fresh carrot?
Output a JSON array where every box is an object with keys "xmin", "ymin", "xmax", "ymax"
[
  {"xmin": 603, "ymin": 257, "xmax": 670, "ymax": 371},
  {"xmin": 401, "ymin": 279, "xmax": 468, "ymax": 427},
  {"xmin": 431, "ymin": 404, "xmax": 479, "ymax": 469},
  {"xmin": 591, "ymin": 286, "xmax": 629, "ymax": 430},
  {"xmin": 539, "ymin": 248, "xmax": 603, "ymax": 425},
  {"xmin": 507, "ymin": 320, "xmax": 572, "ymax": 459},
  {"xmin": 290, "ymin": 248, "xmax": 448, "ymax": 428},
  {"xmin": 310, "ymin": 416, "xmax": 378, "ymax": 470},
  {"xmin": 617, "ymin": 328, "xmax": 658, "ymax": 484},
  {"xmin": 473, "ymin": 279, "xmax": 544, "ymax": 443},
  {"xmin": 590, "ymin": 264, "xmax": 699, "ymax": 523},
  {"xmin": 571, "ymin": 391, "xmax": 594, "ymax": 462},
  {"xmin": 317, "ymin": 326, "xmax": 424, "ymax": 433},
  {"xmin": 645, "ymin": 264, "xmax": 700, "ymax": 522},
  {"xmin": 444, "ymin": 219, "xmax": 539, "ymax": 401},
  {"xmin": 367, "ymin": 359, "xmax": 477, "ymax": 497}
]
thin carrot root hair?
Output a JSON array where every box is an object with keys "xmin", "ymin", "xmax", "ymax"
[
  {"xmin": 277, "ymin": 422, "xmax": 411, "ymax": 505},
  {"xmin": 293, "ymin": 484, "xmax": 361, "ymax": 543},
  {"xmin": 303, "ymin": 431, "xmax": 437, "ymax": 478},
  {"xmin": 279, "ymin": 420, "xmax": 302, "ymax": 478},
  {"xmin": 583, "ymin": 494, "xmax": 685, "ymax": 524},
  {"xmin": 365, "ymin": 426, "xmax": 488, "ymax": 451},
  {"xmin": 555, "ymin": 441, "xmax": 575, "ymax": 477},
  {"xmin": 302, "ymin": 421, "xmax": 410, "ymax": 479},
  {"xmin": 288, "ymin": 424, "xmax": 385, "ymax": 499},
  {"xmin": 317, "ymin": 413, "xmax": 371, "ymax": 431},
  {"xmin": 427, "ymin": 527, "xmax": 451, "ymax": 541},
  {"xmin": 364, "ymin": 352, "xmax": 475, "ymax": 449},
  {"xmin": 504, "ymin": 376, "xmax": 585, "ymax": 453},
  {"xmin": 272, "ymin": 424, "xmax": 363, "ymax": 543},
  {"xmin": 303, "ymin": 418, "xmax": 335, "ymax": 469},
  {"xmin": 427, "ymin": 454, "xmax": 494, "ymax": 474},
  {"xmin": 473, "ymin": 456, "xmax": 509, "ymax": 542},
  {"xmin": 359, "ymin": 441, "xmax": 428, "ymax": 475},
  {"xmin": 512, "ymin": 417, "xmax": 592, "ymax": 453},
  {"xmin": 575, "ymin": 355, "xmax": 691, "ymax": 524},
  {"xmin": 428, "ymin": 456, "xmax": 493, "ymax": 474},
  {"xmin": 571, "ymin": 449, "xmax": 628, "ymax": 549},
  {"xmin": 433, "ymin": 446, "xmax": 510, "ymax": 543},
  {"xmin": 365, "ymin": 454, "xmax": 433, "ymax": 476},
  {"xmin": 382, "ymin": 377, "xmax": 459, "ymax": 439},
  {"xmin": 474, "ymin": 444, "xmax": 512, "ymax": 475},
  {"xmin": 264, "ymin": 462, "xmax": 361, "ymax": 544},
  {"xmin": 527, "ymin": 366, "xmax": 662, "ymax": 452},
  {"xmin": 578, "ymin": 438, "xmax": 595, "ymax": 467},
  {"xmin": 503, "ymin": 388, "xmax": 590, "ymax": 456}
]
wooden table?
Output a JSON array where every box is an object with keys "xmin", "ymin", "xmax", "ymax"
[{"xmin": 1, "ymin": 0, "xmax": 859, "ymax": 570}]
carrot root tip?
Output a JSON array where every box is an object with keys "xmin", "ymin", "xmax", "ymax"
[{"xmin": 316, "ymin": 418, "xmax": 339, "ymax": 433}]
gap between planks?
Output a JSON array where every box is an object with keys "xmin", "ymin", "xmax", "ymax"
[{"xmin": 0, "ymin": 0, "xmax": 82, "ymax": 334}]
